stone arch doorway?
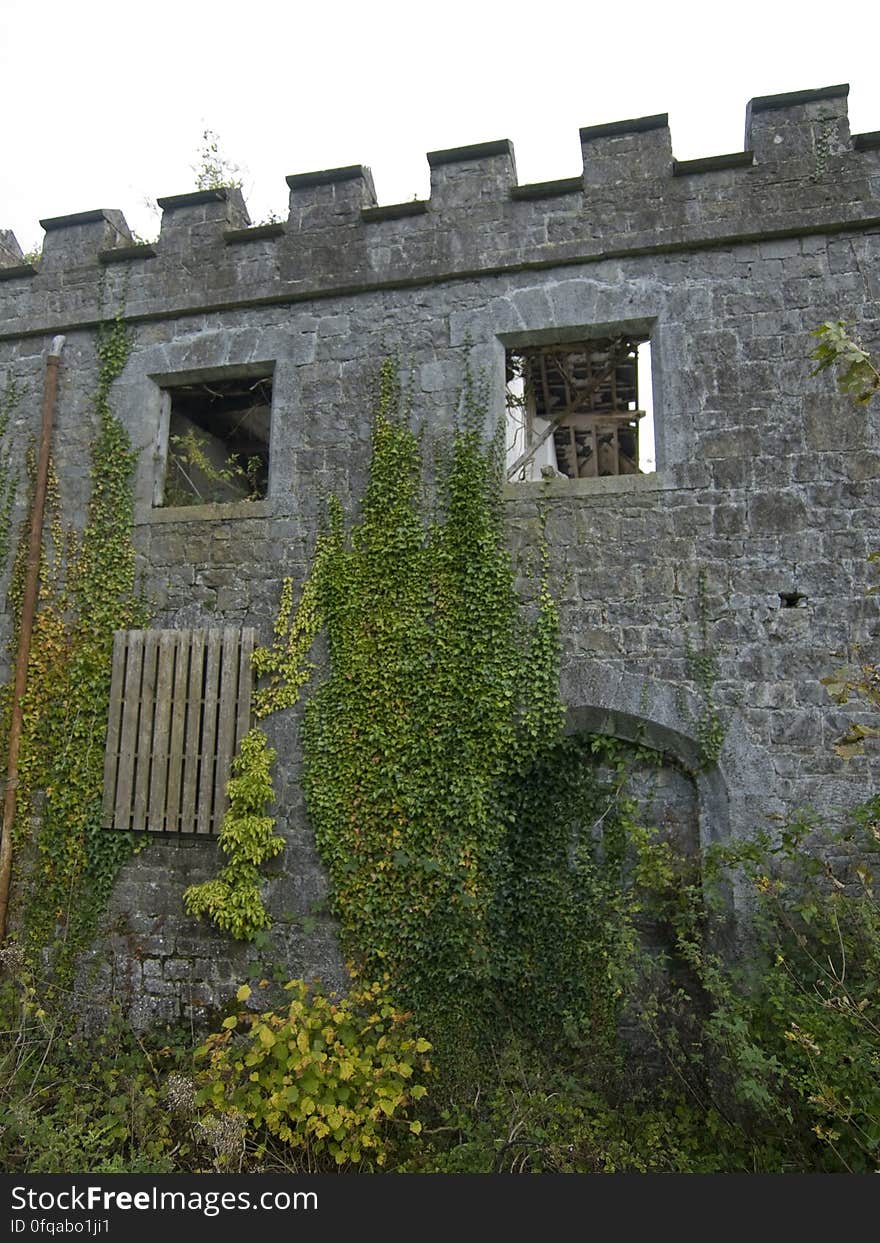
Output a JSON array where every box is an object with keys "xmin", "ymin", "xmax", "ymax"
[{"xmin": 560, "ymin": 661, "xmax": 775, "ymax": 857}]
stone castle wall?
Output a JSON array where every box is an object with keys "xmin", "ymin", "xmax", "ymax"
[{"xmin": 1, "ymin": 84, "xmax": 878, "ymax": 1024}]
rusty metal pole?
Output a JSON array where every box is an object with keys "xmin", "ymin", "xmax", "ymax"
[{"xmin": 0, "ymin": 334, "xmax": 65, "ymax": 942}]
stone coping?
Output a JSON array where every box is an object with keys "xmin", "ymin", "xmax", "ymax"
[
  {"xmin": 511, "ymin": 177, "xmax": 582, "ymax": 201},
  {"xmin": 580, "ymin": 114, "xmax": 668, "ymax": 142},
  {"xmin": 155, "ymin": 189, "xmax": 231, "ymax": 210},
  {"xmin": 0, "ymin": 264, "xmax": 36, "ymax": 281},
  {"xmin": 749, "ymin": 83, "xmax": 849, "ymax": 113},
  {"xmin": 286, "ymin": 165, "xmax": 370, "ymax": 189},
  {"xmin": 39, "ymin": 208, "xmax": 116, "ymax": 230},
  {"xmin": 99, "ymin": 244, "xmax": 157, "ymax": 264},
  {"xmin": 427, "ymin": 139, "xmax": 513, "ymax": 167}
]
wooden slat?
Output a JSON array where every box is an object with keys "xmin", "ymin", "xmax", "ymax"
[
  {"xmin": 147, "ymin": 631, "xmax": 176, "ymax": 832},
  {"xmin": 236, "ymin": 628, "xmax": 255, "ymax": 747},
  {"xmin": 196, "ymin": 630, "xmax": 222, "ymax": 835},
  {"xmin": 101, "ymin": 631, "xmax": 128, "ymax": 828},
  {"xmin": 181, "ymin": 630, "xmax": 205, "ymax": 836},
  {"xmin": 132, "ymin": 631, "xmax": 159, "ymax": 831},
  {"xmin": 213, "ymin": 628, "xmax": 240, "ymax": 825},
  {"xmin": 113, "ymin": 630, "xmax": 144, "ymax": 831},
  {"xmin": 164, "ymin": 631, "xmax": 191, "ymax": 834}
]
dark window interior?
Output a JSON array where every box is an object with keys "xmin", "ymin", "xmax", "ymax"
[{"xmin": 160, "ymin": 375, "xmax": 272, "ymax": 506}]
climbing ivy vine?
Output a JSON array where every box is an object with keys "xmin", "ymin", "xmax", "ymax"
[
  {"xmin": 183, "ymin": 728, "xmax": 284, "ymax": 939},
  {"xmin": 294, "ymin": 363, "xmax": 561, "ymax": 1037},
  {"xmin": 0, "ymin": 375, "xmax": 23, "ymax": 830},
  {"xmin": 678, "ymin": 566, "xmax": 726, "ymax": 770},
  {"xmin": 9, "ymin": 319, "xmax": 147, "ymax": 979},
  {"xmin": 183, "ymin": 561, "xmax": 323, "ymax": 939}
]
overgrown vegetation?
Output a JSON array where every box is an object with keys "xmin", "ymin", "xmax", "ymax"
[
  {"xmin": 183, "ymin": 565, "xmax": 324, "ymax": 939},
  {"xmin": 300, "ymin": 364, "xmax": 563, "ymax": 1052},
  {"xmin": 811, "ymin": 320, "xmax": 880, "ymax": 405},
  {"xmin": 0, "ymin": 947, "xmax": 195, "ymax": 1173},
  {"xmin": 192, "ymin": 128, "xmax": 242, "ymax": 193}
]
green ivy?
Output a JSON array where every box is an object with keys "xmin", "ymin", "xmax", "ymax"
[
  {"xmin": 251, "ymin": 573, "xmax": 321, "ymax": 718},
  {"xmin": 491, "ymin": 733, "xmax": 675, "ymax": 1058},
  {"xmin": 9, "ymin": 318, "xmax": 147, "ymax": 979},
  {"xmin": 183, "ymin": 560, "xmax": 324, "ymax": 938},
  {"xmin": 683, "ymin": 567, "xmax": 726, "ymax": 769},
  {"xmin": 183, "ymin": 728, "xmax": 284, "ymax": 939},
  {"xmin": 0, "ymin": 377, "xmax": 22, "ymax": 770},
  {"xmin": 295, "ymin": 362, "xmax": 563, "ymax": 1043},
  {"xmin": 184, "ymin": 359, "xmax": 695, "ymax": 1093}
]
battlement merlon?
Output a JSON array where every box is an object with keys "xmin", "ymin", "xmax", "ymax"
[
  {"xmin": 745, "ymin": 83, "xmax": 850, "ymax": 166},
  {"xmin": 427, "ymin": 140, "xmax": 517, "ymax": 208},
  {"xmin": 580, "ymin": 114, "xmax": 672, "ymax": 186},
  {"xmin": 39, "ymin": 209, "xmax": 132, "ymax": 270},
  {"xmin": 0, "ymin": 229, "xmax": 23, "ymax": 267},
  {"xmin": 156, "ymin": 188, "xmax": 250, "ymax": 250},
  {"xmin": 286, "ymin": 166, "xmax": 377, "ymax": 230}
]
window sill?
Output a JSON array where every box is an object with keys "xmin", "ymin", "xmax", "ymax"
[
  {"xmin": 503, "ymin": 471, "xmax": 672, "ymax": 501},
  {"xmin": 138, "ymin": 497, "xmax": 275, "ymax": 526}
]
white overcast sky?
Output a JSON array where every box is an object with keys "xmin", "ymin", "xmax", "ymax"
[{"xmin": 1, "ymin": 0, "xmax": 878, "ymax": 254}]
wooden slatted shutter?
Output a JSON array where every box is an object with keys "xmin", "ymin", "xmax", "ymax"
[{"xmin": 102, "ymin": 626, "xmax": 255, "ymax": 835}]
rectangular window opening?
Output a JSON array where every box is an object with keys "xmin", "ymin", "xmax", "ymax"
[
  {"xmin": 155, "ymin": 374, "xmax": 273, "ymax": 507},
  {"xmin": 505, "ymin": 335, "xmax": 654, "ymax": 481}
]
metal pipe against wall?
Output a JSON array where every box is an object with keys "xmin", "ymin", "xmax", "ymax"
[{"xmin": 0, "ymin": 334, "xmax": 65, "ymax": 942}]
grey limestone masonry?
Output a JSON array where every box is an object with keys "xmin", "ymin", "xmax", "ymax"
[{"xmin": 2, "ymin": 85, "xmax": 880, "ymax": 1027}]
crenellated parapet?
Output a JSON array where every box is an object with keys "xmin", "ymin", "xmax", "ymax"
[
  {"xmin": 0, "ymin": 229, "xmax": 23, "ymax": 267},
  {"xmin": 1, "ymin": 83, "xmax": 878, "ymax": 337}
]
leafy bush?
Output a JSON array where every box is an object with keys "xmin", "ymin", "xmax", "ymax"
[
  {"xmin": 194, "ymin": 978, "xmax": 432, "ymax": 1170},
  {"xmin": 676, "ymin": 809, "xmax": 880, "ymax": 1171}
]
